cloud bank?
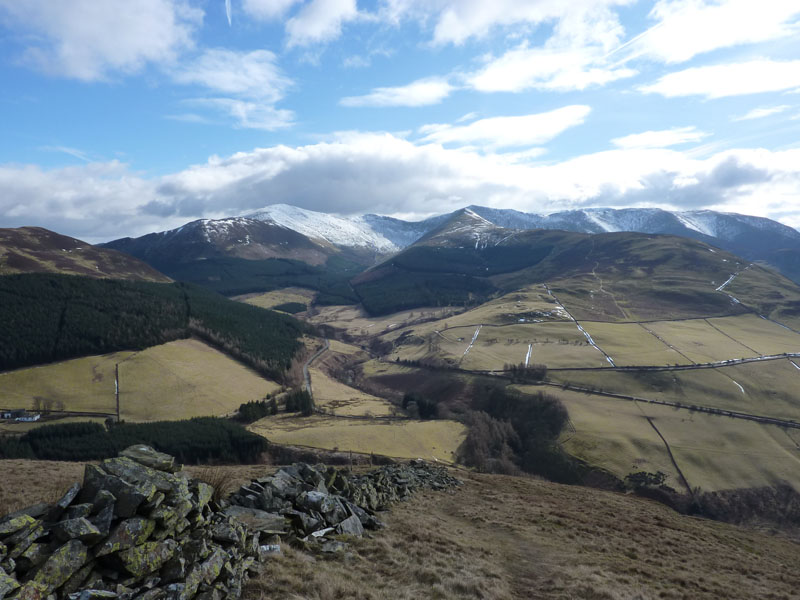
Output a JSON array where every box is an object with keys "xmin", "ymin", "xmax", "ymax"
[{"xmin": 3, "ymin": 134, "xmax": 799, "ymax": 242}]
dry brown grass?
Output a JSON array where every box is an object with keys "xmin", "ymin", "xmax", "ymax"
[
  {"xmin": 0, "ymin": 460, "xmax": 86, "ymax": 515},
  {"xmin": 246, "ymin": 471, "xmax": 800, "ymax": 600},
  {"xmin": 4, "ymin": 460, "xmax": 800, "ymax": 599}
]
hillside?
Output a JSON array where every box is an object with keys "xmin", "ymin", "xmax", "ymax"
[
  {"xmin": 351, "ymin": 213, "xmax": 780, "ymax": 318},
  {"xmin": 0, "ymin": 273, "xmax": 308, "ymax": 378},
  {"xmin": 2, "ymin": 460, "xmax": 799, "ymax": 599},
  {"xmin": 102, "ymin": 218, "xmax": 365, "ymax": 302},
  {"xmin": 0, "ymin": 226, "xmax": 170, "ymax": 282}
]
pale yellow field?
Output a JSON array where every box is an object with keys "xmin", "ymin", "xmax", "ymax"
[
  {"xmin": 308, "ymin": 367, "xmax": 395, "ymax": 417},
  {"xmin": 426, "ymin": 287, "xmax": 567, "ymax": 328},
  {"xmin": 0, "ymin": 339, "xmax": 279, "ymax": 422},
  {"xmin": 238, "ymin": 287, "xmax": 316, "ymax": 310},
  {"xmin": 646, "ymin": 319, "xmax": 758, "ymax": 363},
  {"xmin": 547, "ymin": 361, "xmax": 800, "ymax": 422},
  {"xmin": 579, "ymin": 321, "xmax": 685, "ymax": 366},
  {"xmin": 327, "ymin": 339, "xmax": 364, "ymax": 355},
  {"xmin": 530, "ymin": 387, "xmax": 800, "ymax": 492},
  {"xmin": 386, "ymin": 321, "xmax": 609, "ymax": 370},
  {"xmin": 547, "ymin": 389, "xmax": 683, "ymax": 490},
  {"xmin": 249, "ymin": 414, "xmax": 466, "ymax": 463},
  {"xmin": 706, "ymin": 314, "xmax": 800, "ymax": 355},
  {"xmin": 308, "ymin": 305, "xmax": 451, "ymax": 338},
  {"xmin": 638, "ymin": 406, "xmax": 800, "ymax": 492}
]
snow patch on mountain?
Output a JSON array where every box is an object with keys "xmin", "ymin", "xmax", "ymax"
[{"xmin": 248, "ymin": 204, "xmax": 398, "ymax": 252}]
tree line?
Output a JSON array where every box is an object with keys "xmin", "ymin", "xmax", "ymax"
[
  {"xmin": 0, "ymin": 417, "xmax": 268, "ymax": 464},
  {"xmin": 0, "ymin": 274, "xmax": 311, "ymax": 380}
]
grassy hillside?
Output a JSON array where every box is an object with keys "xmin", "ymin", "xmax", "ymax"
[
  {"xmin": 0, "ymin": 338, "xmax": 279, "ymax": 421},
  {"xmin": 0, "ymin": 226, "xmax": 170, "ymax": 282},
  {"xmin": 0, "ymin": 273, "xmax": 308, "ymax": 379},
  {"xmin": 352, "ymin": 228, "xmax": 769, "ymax": 318},
  {"xmin": 4, "ymin": 461, "xmax": 799, "ymax": 599}
]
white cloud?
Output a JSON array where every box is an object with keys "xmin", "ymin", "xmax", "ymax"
[
  {"xmin": 612, "ymin": 126, "xmax": 709, "ymax": 149},
  {"xmin": 186, "ymin": 99, "xmax": 294, "ymax": 130},
  {"xmin": 417, "ymin": 106, "xmax": 591, "ymax": 149},
  {"xmin": 4, "ymin": 137, "xmax": 800, "ymax": 240},
  {"xmin": 173, "ymin": 49, "xmax": 291, "ymax": 102},
  {"xmin": 465, "ymin": 5, "xmax": 635, "ymax": 93},
  {"xmin": 171, "ymin": 49, "xmax": 294, "ymax": 130},
  {"xmin": 286, "ymin": 0, "xmax": 358, "ymax": 47},
  {"xmin": 468, "ymin": 43, "xmax": 636, "ymax": 92},
  {"xmin": 380, "ymin": 0, "xmax": 634, "ymax": 46},
  {"xmin": 340, "ymin": 77, "xmax": 455, "ymax": 107},
  {"xmin": 225, "ymin": 0, "xmax": 232, "ymax": 26},
  {"xmin": 0, "ymin": 0, "xmax": 201, "ymax": 80},
  {"xmin": 640, "ymin": 60, "xmax": 800, "ymax": 99},
  {"xmin": 242, "ymin": 0, "xmax": 301, "ymax": 21},
  {"xmin": 734, "ymin": 105, "xmax": 792, "ymax": 121},
  {"xmin": 621, "ymin": 0, "xmax": 800, "ymax": 64}
]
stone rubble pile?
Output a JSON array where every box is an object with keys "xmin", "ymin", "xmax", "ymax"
[
  {"xmin": 226, "ymin": 459, "xmax": 462, "ymax": 552},
  {"xmin": 0, "ymin": 449, "xmax": 462, "ymax": 600},
  {"xmin": 0, "ymin": 446, "xmax": 268, "ymax": 600}
]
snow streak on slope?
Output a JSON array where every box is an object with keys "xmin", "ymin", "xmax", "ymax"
[{"xmin": 249, "ymin": 204, "xmax": 398, "ymax": 252}]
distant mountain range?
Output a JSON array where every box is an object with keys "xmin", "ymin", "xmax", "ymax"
[{"xmin": 103, "ymin": 204, "xmax": 800, "ymax": 284}]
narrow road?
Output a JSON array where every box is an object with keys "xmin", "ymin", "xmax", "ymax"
[{"xmin": 302, "ymin": 338, "xmax": 329, "ymax": 397}]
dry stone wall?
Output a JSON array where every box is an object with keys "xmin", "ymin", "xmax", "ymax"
[{"xmin": 0, "ymin": 446, "xmax": 461, "ymax": 600}]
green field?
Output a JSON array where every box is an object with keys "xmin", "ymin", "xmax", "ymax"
[
  {"xmin": 249, "ymin": 414, "xmax": 466, "ymax": 463},
  {"xmin": 0, "ymin": 339, "xmax": 279, "ymax": 423},
  {"xmin": 531, "ymin": 388, "xmax": 800, "ymax": 492},
  {"xmin": 547, "ymin": 359, "xmax": 800, "ymax": 422},
  {"xmin": 580, "ymin": 321, "xmax": 684, "ymax": 366},
  {"xmin": 309, "ymin": 366, "xmax": 395, "ymax": 417},
  {"xmin": 645, "ymin": 319, "xmax": 758, "ymax": 363}
]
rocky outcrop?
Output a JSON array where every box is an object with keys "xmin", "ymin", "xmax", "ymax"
[
  {"xmin": 0, "ymin": 446, "xmax": 265, "ymax": 600},
  {"xmin": 226, "ymin": 460, "xmax": 462, "ymax": 551},
  {"xmin": 0, "ymin": 447, "xmax": 462, "ymax": 599}
]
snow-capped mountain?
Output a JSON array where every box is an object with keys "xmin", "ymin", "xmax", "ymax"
[
  {"xmin": 103, "ymin": 216, "xmax": 335, "ymax": 267},
  {"xmin": 103, "ymin": 204, "xmax": 800, "ymax": 284},
  {"xmin": 248, "ymin": 204, "xmax": 398, "ymax": 253}
]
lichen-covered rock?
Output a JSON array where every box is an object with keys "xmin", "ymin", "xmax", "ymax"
[
  {"xmin": 120, "ymin": 445, "xmax": 179, "ymax": 473},
  {"xmin": 12, "ymin": 580, "xmax": 49, "ymax": 600},
  {"xmin": 68, "ymin": 590, "xmax": 119, "ymax": 599},
  {"xmin": 0, "ymin": 572, "xmax": 20, "ymax": 597},
  {"xmin": 118, "ymin": 540, "xmax": 177, "ymax": 578},
  {"xmin": 32, "ymin": 539, "xmax": 88, "ymax": 593},
  {"xmin": 0, "ymin": 514, "xmax": 35, "ymax": 537},
  {"xmin": 65, "ymin": 504, "xmax": 93, "ymax": 520},
  {"xmin": 95, "ymin": 518, "xmax": 156, "ymax": 557},
  {"xmin": 16, "ymin": 542, "xmax": 50, "ymax": 572},
  {"xmin": 7, "ymin": 521, "xmax": 45, "ymax": 560},
  {"xmin": 54, "ymin": 518, "xmax": 102, "ymax": 543},
  {"xmin": 222, "ymin": 507, "xmax": 287, "ymax": 535},
  {"xmin": 47, "ymin": 482, "xmax": 82, "ymax": 521}
]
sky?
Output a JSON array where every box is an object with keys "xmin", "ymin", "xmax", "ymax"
[{"xmin": 1, "ymin": 0, "xmax": 800, "ymax": 242}]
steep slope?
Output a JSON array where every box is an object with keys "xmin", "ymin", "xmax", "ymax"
[
  {"xmin": 248, "ymin": 204, "xmax": 398, "ymax": 254},
  {"xmin": 351, "ymin": 219, "xmax": 798, "ymax": 319},
  {"xmin": 104, "ymin": 217, "xmax": 334, "ymax": 267},
  {"xmin": 0, "ymin": 227, "xmax": 170, "ymax": 282}
]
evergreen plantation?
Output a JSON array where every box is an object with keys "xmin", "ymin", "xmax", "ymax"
[{"xmin": 0, "ymin": 273, "xmax": 311, "ymax": 380}]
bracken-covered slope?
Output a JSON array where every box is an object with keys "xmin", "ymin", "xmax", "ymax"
[{"xmin": 0, "ymin": 227, "xmax": 170, "ymax": 282}]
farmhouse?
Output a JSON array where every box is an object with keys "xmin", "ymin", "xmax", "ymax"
[{"xmin": 1, "ymin": 409, "xmax": 26, "ymax": 419}]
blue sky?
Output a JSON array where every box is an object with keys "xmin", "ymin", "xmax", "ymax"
[{"xmin": 1, "ymin": 0, "xmax": 800, "ymax": 242}]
